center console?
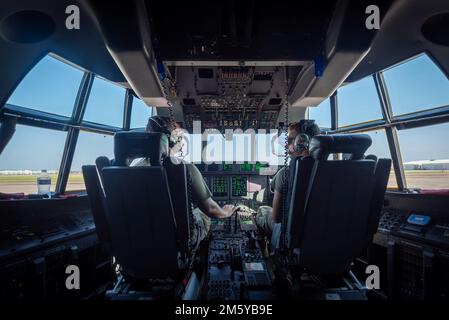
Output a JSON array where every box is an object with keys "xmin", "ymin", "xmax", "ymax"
[{"xmin": 206, "ymin": 211, "xmax": 273, "ymax": 300}]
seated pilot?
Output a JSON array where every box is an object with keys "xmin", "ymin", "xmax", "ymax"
[
  {"xmin": 132, "ymin": 116, "xmax": 237, "ymax": 251},
  {"xmin": 255, "ymin": 120, "xmax": 320, "ymax": 237}
]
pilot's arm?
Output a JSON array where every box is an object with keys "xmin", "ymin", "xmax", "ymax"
[
  {"xmin": 270, "ymin": 167, "xmax": 287, "ymax": 223},
  {"xmin": 200, "ymin": 198, "xmax": 236, "ymax": 219},
  {"xmin": 187, "ymin": 164, "xmax": 236, "ymax": 219},
  {"xmin": 271, "ymin": 191, "xmax": 282, "ymax": 223}
]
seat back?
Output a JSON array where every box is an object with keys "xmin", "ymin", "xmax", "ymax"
[
  {"xmin": 114, "ymin": 131, "xmax": 194, "ymax": 258},
  {"xmin": 163, "ymin": 157, "xmax": 194, "ymax": 256},
  {"xmin": 285, "ymin": 157, "xmax": 315, "ymax": 249},
  {"xmin": 82, "ymin": 165, "xmax": 112, "ymax": 255},
  {"xmin": 98, "ymin": 131, "xmax": 194, "ymax": 279},
  {"xmin": 366, "ymin": 158, "xmax": 392, "ymax": 244},
  {"xmin": 95, "ymin": 156, "xmax": 112, "ymax": 185},
  {"xmin": 286, "ymin": 134, "xmax": 377, "ymax": 275},
  {"xmin": 102, "ymin": 166, "xmax": 180, "ymax": 279}
]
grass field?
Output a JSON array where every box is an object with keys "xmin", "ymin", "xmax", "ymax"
[{"xmin": 0, "ymin": 171, "xmax": 448, "ymax": 194}]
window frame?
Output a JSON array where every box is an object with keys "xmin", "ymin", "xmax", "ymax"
[
  {"xmin": 82, "ymin": 74, "xmax": 128, "ymax": 128},
  {"xmin": 0, "ymin": 54, "xmax": 129, "ymax": 194},
  {"xmin": 336, "ymin": 75, "xmax": 384, "ymax": 127},
  {"xmin": 128, "ymin": 92, "xmax": 156, "ymax": 129},
  {"xmin": 382, "ymin": 52, "xmax": 449, "ymax": 117},
  {"xmin": 328, "ymin": 51, "xmax": 449, "ymax": 191},
  {"xmin": 3, "ymin": 52, "xmax": 449, "ymax": 193}
]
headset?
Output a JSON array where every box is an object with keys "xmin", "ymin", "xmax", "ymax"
[
  {"xmin": 293, "ymin": 133, "xmax": 310, "ymax": 153},
  {"xmin": 147, "ymin": 116, "xmax": 181, "ymax": 148},
  {"xmin": 147, "ymin": 116, "xmax": 170, "ymax": 134},
  {"xmin": 291, "ymin": 120, "xmax": 316, "ymax": 154}
]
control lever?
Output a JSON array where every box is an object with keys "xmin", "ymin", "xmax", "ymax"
[
  {"xmin": 230, "ymin": 246, "xmax": 242, "ymax": 271},
  {"xmin": 233, "ymin": 205, "xmax": 245, "ymax": 233},
  {"xmin": 234, "ymin": 211, "xmax": 239, "ymax": 233},
  {"xmin": 239, "ymin": 282, "xmax": 245, "ymax": 300},
  {"xmin": 248, "ymin": 232, "xmax": 257, "ymax": 250}
]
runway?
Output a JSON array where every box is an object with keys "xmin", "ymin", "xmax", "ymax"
[{"xmin": 1, "ymin": 171, "xmax": 448, "ymax": 195}]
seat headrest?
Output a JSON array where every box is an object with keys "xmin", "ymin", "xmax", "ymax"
[
  {"xmin": 365, "ymin": 154, "xmax": 378, "ymax": 162},
  {"xmin": 114, "ymin": 131, "xmax": 169, "ymax": 166},
  {"xmin": 309, "ymin": 134, "xmax": 372, "ymax": 160}
]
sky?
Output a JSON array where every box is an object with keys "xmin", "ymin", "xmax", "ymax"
[{"xmin": 1, "ymin": 53, "xmax": 449, "ymax": 171}]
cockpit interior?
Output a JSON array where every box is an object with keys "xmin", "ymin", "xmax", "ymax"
[{"xmin": 1, "ymin": 0, "xmax": 449, "ymax": 304}]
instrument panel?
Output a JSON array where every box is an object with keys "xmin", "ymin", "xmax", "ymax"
[
  {"xmin": 204, "ymin": 163, "xmax": 274, "ymax": 300},
  {"xmin": 211, "ymin": 176, "xmax": 229, "ymax": 199},
  {"xmin": 207, "ymin": 212, "xmax": 273, "ymax": 300},
  {"xmin": 197, "ymin": 162, "xmax": 274, "ymax": 208},
  {"xmin": 231, "ymin": 176, "xmax": 247, "ymax": 198}
]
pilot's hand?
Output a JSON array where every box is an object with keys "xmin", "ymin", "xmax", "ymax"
[{"xmin": 222, "ymin": 204, "xmax": 238, "ymax": 218}]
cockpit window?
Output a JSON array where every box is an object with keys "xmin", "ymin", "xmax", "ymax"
[
  {"xmin": 7, "ymin": 55, "xmax": 83, "ymax": 117},
  {"xmin": 66, "ymin": 131, "xmax": 114, "ymax": 191},
  {"xmin": 308, "ymin": 98, "xmax": 331, "ymax": 129},
  {"xmin": 398, "ymin": 122, "xmax": 449, "ymax": 190},
  {"xmin": 83, "ymin": 76, "xmax": 126, "ymax": 127},
  {"xmin": 0, "ymin": 125, "xmax": 66, "ymax": 194},
  {"xmin": 130, "ymin": 97, "xmax": 154, "ymax": 129},
  {"xmin": 383, "ymin": 53, "xmax": 449, "ymax": 116},
  {"xmin": 338, "ymin": 76, "xmax": 383, "ymax": 127},
  {"xmin": 363, "ymin": 129, "xmax": 397, "ymax": 189}
]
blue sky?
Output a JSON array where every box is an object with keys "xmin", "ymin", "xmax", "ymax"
[{"xmin": 1, "ymin": 53, "xmax": 449, "ymax": 171}]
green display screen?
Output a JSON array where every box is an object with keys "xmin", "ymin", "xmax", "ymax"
[
  {"xmin": 255, "ymin": 162, "xmax": 269, "ymax": 172},
  {"xmin": 240, "ymin": 163, "xmax": 253, "ymax": 172},
  {"xmin": 231, "ymin": 176, "xmax": 247, "ymax": 197},
  {"xmin": 212, "ymin": 176, "xmax": 228, "ymax": 197},
  {"xmin": 223, "ymin": 164, "xmax": 233, "ymax": 171}
]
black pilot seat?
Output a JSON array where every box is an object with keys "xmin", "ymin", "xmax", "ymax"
[
  {"xmin": 83, "ymin": 131, "xmax": 201, "ymax": 300},
  {"xmin": 272, "ymin": 134, "xmax": 391, "ymax": 299}
]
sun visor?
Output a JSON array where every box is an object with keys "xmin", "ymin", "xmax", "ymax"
[{"xmin": 81, "ymin": 0, "xmax": 165, "ymax": 107}]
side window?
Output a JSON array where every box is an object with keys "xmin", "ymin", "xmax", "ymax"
[
  {"xmin": 363, "ymin": 129, "xmax": 397, "ymax": 189},
  {"xmin": 67, "ymin": 132, "xmax": 114, "ymax": 191},
  {"xmin": 397, "ymin": 123, "xmax": 449, "ymax": 190},
  {"xmin": 0, "ymin": 125, "xmax": 66, "ymax": 194},
  {"xmin": 7, "ymin": 55, "xmax": 83, "ymax": 116},
  {"xmin": 83, "ymin": 76, "xmax": 126, "ymax": 127},
  {"xmin": 308, "ymin": 98, "xmax": 331, "ymax": 129},
  {"xmin": 337, "ymin": 76, "xmax": 383, "ymax": 127},
  {"xmin": 130, "ymin": 97, "xmax": 154, "ymax": 129},
  {"xmin": 383, "ymin": 53, "xmax": 449, "ymax": 116}
]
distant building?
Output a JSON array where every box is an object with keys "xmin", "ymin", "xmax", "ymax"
[
  {"xmin": 0, "ymin": 170, "xmax": 58, "ymax": 175},
  {"xmin": 403, "ymin": 159, "xmax": 449, "ymax": 170}
]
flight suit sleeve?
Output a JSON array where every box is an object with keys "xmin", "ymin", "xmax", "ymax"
[
  {"xmin": 187, "ymin": 164, "xmax": 212, "ymax": 206},
  {"xmin": 270, "ymin": 167, "xmax": 286, "ymax": 193}
]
